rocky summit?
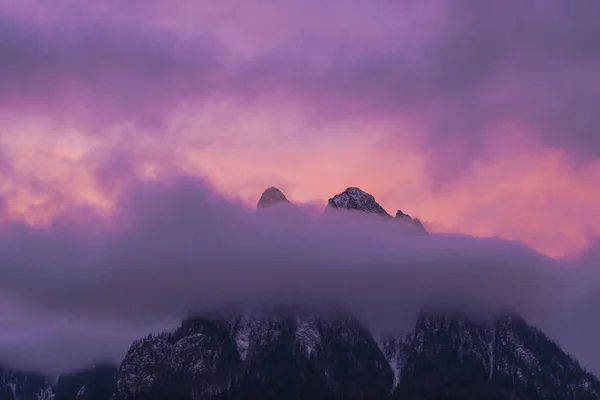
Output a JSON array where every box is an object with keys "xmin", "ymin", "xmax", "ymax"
[
  {"xmin": 1, "ymin": 186, "xmax": 599, "ymax": 400},
  {"xmin": 327, "ymin": 187, "xmax": 392, "ymax": 217},
  {"xmin": 256, "ymin": 187, "xmax": 290, "ymax": 208},
  {"xmin": 327, "ymin": 187, "xmax": 428, "ymax": 234}
]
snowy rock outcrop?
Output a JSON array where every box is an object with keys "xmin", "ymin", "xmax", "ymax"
[{"xmin": 327, "ymin": 187, "xmax": 391, "ymax": 217}]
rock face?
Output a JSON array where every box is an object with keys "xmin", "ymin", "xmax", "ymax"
[
  {"xmin": 116, "ymin": 319, "xmax": 239, "ymax": 400},
  {"xmin": 115, "ymin": 309, "xmax": 393, "ymax": 400},
  {"xmin": 381, "ymin": 312, "xmax": 600, "ymax": 399},
  {"xmin": 256, "ymin": 187, "xmax": 290, "ymax": 208},
  {"xmin": 327, "ymin": 187, "xmax": 391, "ymax": 217}
]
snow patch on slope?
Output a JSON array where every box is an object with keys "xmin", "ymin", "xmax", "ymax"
[
  {"xmin": 330, "ymin": 187, "xmax": 367, "ymax": 208},
  {"xmin": 295, "ymin": 317, "xmax": 321, "ymax": 356},
  {"xmin": 36, "ymin": 388, "xmax": 55, "ymax": 400},
  {"xmin": 379, "ymin": 333, "xmax": 413, "ymax": 388},
  {"xmin": 229, "ymin": 311, "xmax": 287, "ymax": 360},
  {"xmin": 9, "ymin": 382, "xmax": 18, "ymax": 400},
  {"xmin": 488, "ymin": 325, "xmax": 496, "ymax": 379},
  {"xmin": 76, "ymin": 385, "xmax": 86, "ymax": 398}
]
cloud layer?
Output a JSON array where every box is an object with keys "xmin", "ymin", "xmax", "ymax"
[{"xmin": 0, "ymin": 176, "xmax": 598, "ymax": 376}]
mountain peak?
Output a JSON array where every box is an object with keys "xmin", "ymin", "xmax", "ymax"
[
  {"xmin": 395, "ymin": 210, "xmax": 408, "ymax": 218},
  {"xmin": 257, "ymin": 187, "xmax": 290, "ymax": 208},
  {"xmin": 395, "ymin": 209, "xmax": 428, "ymax": 234},
  {"xmin": 327, "ymin": 187, "xmax": 391, "ymax": 217}
]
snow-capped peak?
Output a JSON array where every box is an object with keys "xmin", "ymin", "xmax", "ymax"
[
  {"xmin": 257, "ymin": 187, "xmax": 290, "ymax": 208},
  {"xmin": 327, "ymin": 187, "xmax": 391, "ymax": 217}
]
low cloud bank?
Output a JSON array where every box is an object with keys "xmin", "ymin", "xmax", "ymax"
[{"xmin": 0, "ymin": 175, "xmax": 597, "ymax": 375}]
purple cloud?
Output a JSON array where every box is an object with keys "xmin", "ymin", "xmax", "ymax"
[
  {"xmin": 0, "ymin": 175, "xmax": 598, "ymax": 374},
  {"xmin": 1, "ymin": 0, "xmax": 599, "ymax": 183},
  {"xmin": 0, "ymin": 15, "xmax": 224, "ymax": 128}
]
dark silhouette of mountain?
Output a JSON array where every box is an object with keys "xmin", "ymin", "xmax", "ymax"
[
  {"xmin": 116, "ymin": 308, "xmax": 392, "ymax": 400},
  {"xmin": 0, "ymin": 367, "xmax": 50, "ymax": 400},
  {"xmin": 53, "ymin": 364, "xmax": 118, "ymax": 400},
  {"xmin": 257, "ymin": 187, "xmax": 290, "ymax": 208},
  {"xmin": 0, "ymin": 363, "xmax": 117, "ymax": 400},
  {"xmin": 382, "ymin": 312, "xmax": 599, "ymax": 400},
  {"xmin": 110, "ymin": 308, "xmax": 599, "ymax": 400},
  {"xmin": 4, "ymin": 309, "xmax": 597, "ymax": 399}
]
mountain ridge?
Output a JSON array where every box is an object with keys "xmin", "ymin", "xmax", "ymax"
[{"xmin": 106, "ymin": 307, "xmax": 600, "ymax": 400}]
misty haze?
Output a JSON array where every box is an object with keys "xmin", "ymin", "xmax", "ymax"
[{"xmin": 1, "ymin": 0, "xmax": 600, "ymax": 399}]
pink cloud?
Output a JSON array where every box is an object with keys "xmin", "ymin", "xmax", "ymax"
[
  {"xmin": 0, "ymin": 102, "xmax": 598, "ymax": 258},
  {"xmin": 0, "ymin": 0, "xmax": 598, "ymax": 257}
]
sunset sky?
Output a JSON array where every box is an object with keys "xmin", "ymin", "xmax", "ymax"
[{"xmin": 1, "ymin": 0, "xmax": 599, "ymax": 258}]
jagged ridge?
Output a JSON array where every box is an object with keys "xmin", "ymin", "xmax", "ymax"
[{"xmin": 326, "ymin": 187, "xmax": 427, "ymax": 234}]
